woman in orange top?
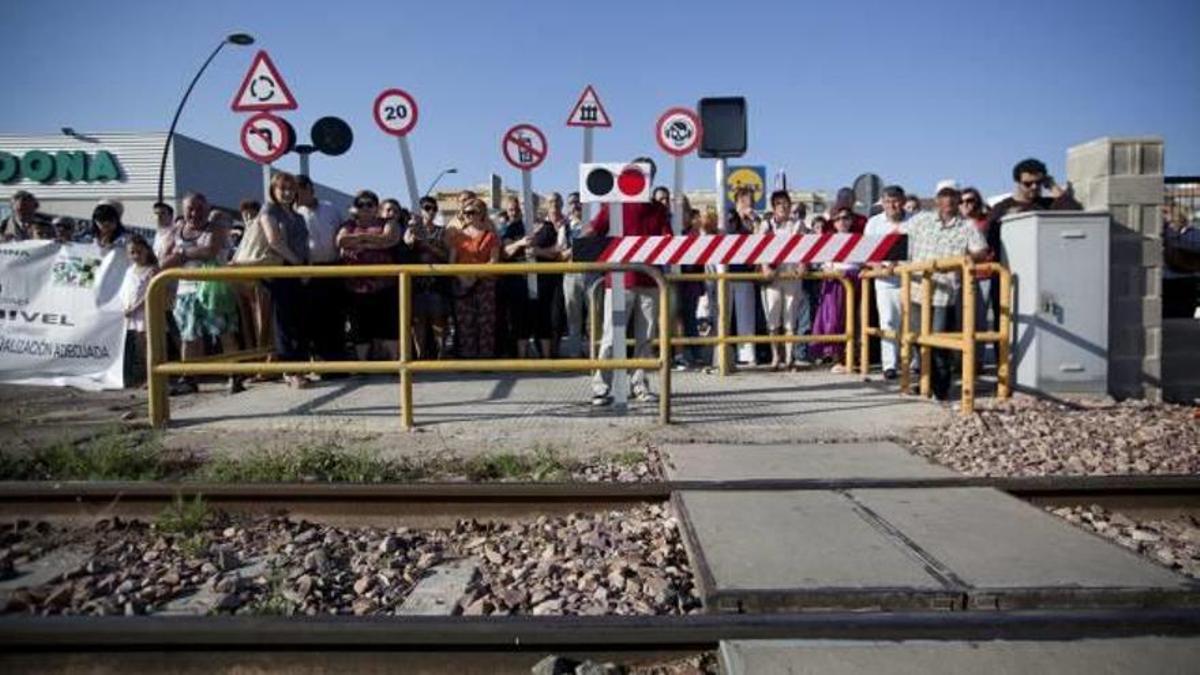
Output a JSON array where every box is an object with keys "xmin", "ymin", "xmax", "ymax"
[{"xmin": 447, "ymin": 198, "xmax": 500, "ymax": 357}]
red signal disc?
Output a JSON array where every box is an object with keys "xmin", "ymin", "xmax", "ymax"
[{"xmin": 617, "ymin": 167, "xmax": 646, "ymax": 197}]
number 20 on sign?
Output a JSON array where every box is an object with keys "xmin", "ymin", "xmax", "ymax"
[{"xmin": 373, "ymin": 88, "xmax": 419, "ymax": 136}]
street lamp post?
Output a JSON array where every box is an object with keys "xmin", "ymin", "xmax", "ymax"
[
  {"xmin": 155, "ymin": 33, "xmax": 254, "ymax": 205},
  {"xmin": 424, "ymin": 168, "xmax": 458, "ymax": 197}
]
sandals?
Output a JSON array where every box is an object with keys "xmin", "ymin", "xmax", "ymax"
[{"xmin": 284, "ymin": 374, "xmax": 309, "ymax": 389}]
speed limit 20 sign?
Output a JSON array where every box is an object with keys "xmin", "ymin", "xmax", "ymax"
[{"xmin": 373, "ymin": 88, "xmax": 419, "ymax": 136}]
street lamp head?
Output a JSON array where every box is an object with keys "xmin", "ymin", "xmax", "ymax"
[
  {"xmin": 447, "ymin": 168, "xmax": 459, "ymax": 174},
  {"xmin": 226, "ymin": 33, "xmax": 255, "ymax": 46},
  {"xmin": 61, "ymin": 127, "xmax": 76, "ymax": 137}
]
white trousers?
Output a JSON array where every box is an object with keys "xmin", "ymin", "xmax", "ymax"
[
  {"xmin": 761, "ymin": 280, "xmax": 803, "ymax": 332},
  {"xmin": 874, "ymin": 280, "xmax": 903, "ymax": 371},
  {"xmin": 592, "ymin": 288, "xmax": 658, "ymax": 396},
  {"xmin": 731, "ymin": 281, "xmax": 756, "ymax": 361}
]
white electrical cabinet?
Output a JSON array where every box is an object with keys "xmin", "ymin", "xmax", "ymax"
[{"xmin": 1000, "ymin": 211, "xmax": 1111, "ymax": 394}]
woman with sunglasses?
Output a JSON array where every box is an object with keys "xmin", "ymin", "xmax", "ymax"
[
  {"xmin": 337, "ymin": 191, "xmax": 402, "ymax": 362},
  {"xmin": 446, "ymin": 198, "xmax": 500, "ymax": 358},
  {"xmin": 960, "ymin": 187, "xmax": 996, "ymax": 367}
]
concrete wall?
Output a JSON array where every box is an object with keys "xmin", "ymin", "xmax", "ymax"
[{"xmin": 1067, "ymin": 137, "xmax": 1164, "ymax": 401}]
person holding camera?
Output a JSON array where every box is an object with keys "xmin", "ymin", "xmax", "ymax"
[{"xmin": 987, "ymin": 158, "xmax": 1082, "ymax": 255}]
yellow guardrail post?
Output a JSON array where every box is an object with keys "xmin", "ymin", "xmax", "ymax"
[
  {"xmin": 717, "ymin": 277, "xmax": 730, "ymax": 376},
  {"xmin": 399, "ymin": 271, "xmax": 414, "ymax": 430},
  {"xmin": 961, "ymin": 257, "xmax": 976, "ymax": 415},
  {"xmin": 998, "ymin": 265, "xmax": 1012, "ymax": 399},
  {"xmin": 919, "ymin": 269, "xmax": 933, "ymax": 398},
  {"xmin": 859, "ymin": 273, "xmax": 872, "ymax": 376},
  {"xmin": 841, "ymin": 276, "xmax": 856, "ymax": 373},
  {"xmin": 145, "ymin": 274, "xmax": 169, "ymax": 428},
  {"xmin": 900, "ymin": 269, "xmax": 912, "ymax": 395},
  {"xmin": 657, "ymin": 274, "xmax": 671, "ymax": 425}
]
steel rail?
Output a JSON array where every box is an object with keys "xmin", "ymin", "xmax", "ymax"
[
  {"xmin": 2, "ymin": 609, "xmax": 1199, "ymax": 651},
  {"xmin": 0, "ymin": 475, "xmax": 1198, "ymax": 504}
]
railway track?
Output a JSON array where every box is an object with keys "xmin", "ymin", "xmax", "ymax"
[{"xmin": 0, "ymin": 475, "xmax": 1196, "ymax": 519}]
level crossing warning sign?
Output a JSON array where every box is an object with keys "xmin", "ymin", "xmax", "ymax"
[
  {"xmin": 231, "ymin": 51, "xmax": 298, "ymax": 112},
  {"xmin": 502, "ymin": 124, "xmax": 548, "ymax": 170},
  {"xmin": 566, "ymin": 85, "xmax": 611, "ymax": 128}
]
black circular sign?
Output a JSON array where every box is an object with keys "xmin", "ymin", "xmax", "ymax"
[
  {"xmin": 311, "ymin": 116, "xmax": 353, "ymax": 156},
  {"xmin": 586, "ymin": 167, "xmax": 614, "ymax": 197},
  {"xmin": 279, "ymin": 118, "xmax": 298, "ymax": 155}
]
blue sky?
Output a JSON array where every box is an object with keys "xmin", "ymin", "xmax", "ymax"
[{"xmin": 5, "ymin": 0, "xmax": 1198, "ymax": 200}]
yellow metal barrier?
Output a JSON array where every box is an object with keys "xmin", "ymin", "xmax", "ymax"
[
  {"xmin": 859, "ymin": 257, "xmax": 1013, "ymax": 415},
  {"xmin": 145, "ymin": 262, "xmax": 672, "ymax": 430},
  {"xmin": 586, "ymin": 270, "xmax": 859, "ymax": 376}
]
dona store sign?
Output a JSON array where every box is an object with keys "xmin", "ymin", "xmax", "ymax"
[{"xmin": 0, "ymin": 150, "xmax": 122, "ymax": 184}]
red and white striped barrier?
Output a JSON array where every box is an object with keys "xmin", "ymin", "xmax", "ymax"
[{"xmin": 587, "ymin": 233, "xmax": 905, "ymax": 265}]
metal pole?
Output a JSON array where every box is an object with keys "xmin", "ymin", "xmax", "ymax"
[
  {"xmin": 299, "ymin": 152, "xmax": 311, "ymax": 178},
  {"xmin": 672, "ymin": 156, "xmax": 684, "ymax": 236},
  {"xmin": 611, "ymin": 204, "xmax": 627, "ymax": 410},
  {"xmin": 920, "ymin": 270, "xmax": 933, "ymax": 398},
  {"xmin": 900, "ymin": 270, "xmax": 912, "ymax": 394},
  {"xmin": 998, "ymin": 266, "xmax": 1012, "ymax": 399},
  {"xmin": 961, "ymin": 258, "xmax": 976, "ymax": 415},
  {"xmin": 715, "ymin": 158, "xmax": 728, "ymax": 230},
  {"xmin": 156, "ymin": 39, "xmax": 229, "ymax": 206},
  {"xmin": 859, "ymin": 275, "xmax": 872, "ymax": 376},
  {"xmin": 714, "ymin": 158, "xmax": 730, "ymax": 372},
  {"xmin": 261, "ymin": 164, "xmax": 271, "ymax": 204},
  {"xmin": 521, "ymin": 169, "xmax": 538, "ymax": 300},
  {"xmin": 658, "ymin": 275, "xmax": 671, "ymax": 425},
  {"xmin": 146, "ymin": 278, "xmax": 169, "ymax": 428},
  {"xmin": 582, "ymin": 127, "xmax": 594, "ymax": 222},
  {"xmin": 398, "ymin": 136, "xmax": 420, "ymax": 212},
  {"xmin": 400, "ymin": 272, "xmax": 413, "ymax": 430},
  {"xmin": 717, "ymin": 277, "xmax": 729, "ymax": 376}
]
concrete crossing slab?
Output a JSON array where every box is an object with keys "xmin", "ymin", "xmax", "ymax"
[
  {"xmin": 847, "ymin": 488, "xmax": 1200, "ymax": 609},
  {"xmin": 662, "ymin": 442, "xmax": 956, "ymax": 481},
  {"xmin": 673, "ymin": 491, "xmax": 959, "ymax": 613},
  {"xmin": 719, "ymin": 637, "xmax": 1200, "ymax": 675}
]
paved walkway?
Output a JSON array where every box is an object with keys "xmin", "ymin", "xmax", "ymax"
[{"xmin": 162, "ymin": 370, "xmax": 948, "ymax": 458}]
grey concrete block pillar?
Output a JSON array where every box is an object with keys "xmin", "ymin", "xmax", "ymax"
[{"xmin": 1067, "ymin": 137, "xmax": 1164, "ymax": 401}]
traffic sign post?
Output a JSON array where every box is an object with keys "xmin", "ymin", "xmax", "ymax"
[
  {"xmin": 373, "ymin": 88, "xmax": 421, "ymax": 210},
  {"xmin": 567, "ymin": 85, "xmax": 610, "ymax": 222},
  {"xmin": 579, "ymin": 162, "xmax": 653, "ymax": 412},
  {"xmin": 656, "ymin": 107, "xmax": 702, "ymax": 237},
  {"xmin": 232, "ymin": 51, "xmax": 298, "ymax": 112},
  {"xmin": 502, "ymin": 124, "xmax": 549, "ymax": 302}
]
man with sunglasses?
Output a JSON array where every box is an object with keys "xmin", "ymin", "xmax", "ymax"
[{"xmin": 987, "ymin": 158, "xmax": 1081, "ymax": 259}]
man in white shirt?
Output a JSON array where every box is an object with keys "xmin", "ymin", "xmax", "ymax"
[
  {"xmin": 862, "ymin": 185, "xmax": 909, "ymax": 380},
  {"xmin": 295, "ymin": 174, "xmax": 349, "ymax": 366}
]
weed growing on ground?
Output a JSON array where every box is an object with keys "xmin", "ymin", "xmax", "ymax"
[
  {"xmin": 463, "ymin": 445, "xmax": 576, "ymax": 481},
  {"xmin": 0, "ymin": 428, "xmax": 169, "ymax": 481},
  {"xmin": 243, "ymin": 565, "xmax": 295, "ymax": 616},
  {"xmin": 199, "ymin": 444, "xmax": 427, "ymax": 483},
  {"xmin": 155, "ymin": 494, "xmax": 211, "ymax": 537},
  {"xmin": 606, "ymin": 450, "xmax": 647, "ymax": 467}
]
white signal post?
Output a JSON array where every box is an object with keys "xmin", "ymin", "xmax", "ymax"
[
  {"xmin": 579, "ymin": 162, "xmax": 652, "ymax": 412},
  {"xmin": 373, "ymin": 88, "xmax": 421, "ymax": 210},
  {"xmin": 656, "ymin": 107, "xmax": 703, "ymax": 243},
  {"xmin": 502, "ymin": 124, "xmax": 549, "ymax": 302}
]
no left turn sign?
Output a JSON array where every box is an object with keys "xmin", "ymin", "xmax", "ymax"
[
  {"xmin": 373, "ymin": 88, "xmax": 419, "ymax": 136},
  {"xmin": 240, "ymin": 112, "xmax": 291, "ymax": 164},
  {"xmin": 656, "ymin": 107, "xmax": 702, "ymax": 157},
  {"xmin": 502, "ymin": 124, "xmax": 547, "ymax": 171}
]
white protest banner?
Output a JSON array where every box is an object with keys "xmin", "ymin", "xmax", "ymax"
[{"xmin": 0, "ymin": 241, "xmax": 129, "ymax": 390}]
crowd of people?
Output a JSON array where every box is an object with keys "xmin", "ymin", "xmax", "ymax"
[{"xmin": 18, "ymin": 155, "xmax": 1198, "ymax": 403}]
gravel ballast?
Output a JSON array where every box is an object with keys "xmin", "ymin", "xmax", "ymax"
[
  {"xmin": 0, "ymin": 505, "xmax": 698, "ymax": 618},
  {"xmin": 907, "ymin": 397, "xmax": 1200, "ymax": 477},
  {"xmin": 1049, "ymin": 505, "xmax": 1200, "ymax": 580}
]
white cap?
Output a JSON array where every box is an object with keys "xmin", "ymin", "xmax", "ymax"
[
  {"xmin": 96, "ymin": 198, "xmax": 124, "ymax": 218},
  {"xmin": 935, "ymin": 179, "xmax": 961, "ymax": 196}
]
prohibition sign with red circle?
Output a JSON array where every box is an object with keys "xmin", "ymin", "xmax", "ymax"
[
  {"xmin": 239, "ymin": 112, "xmax": 291, "ymax": 164},
  {"xmin": 373, "ymin": 88, "xmax": 420, "ymax": 137},
  {"xmin": 502, "ymin": 124, "xmax": 548, "ymax": 170},
  {"xmin": 655, "ymin": 107, "xmax": 703, "ymax": 157}
]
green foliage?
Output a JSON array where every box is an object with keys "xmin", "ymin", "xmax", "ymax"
[
  {"xmin": 0, "ymin": 428, "xmax": 168, "ymax": 481},
  {"xmin": 155, "ymin": 494, "xmax": 211, "ymax": 537},
  {"xmin": 198, "ymin": 443, "xmax": 425, "ymax": 483}
]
